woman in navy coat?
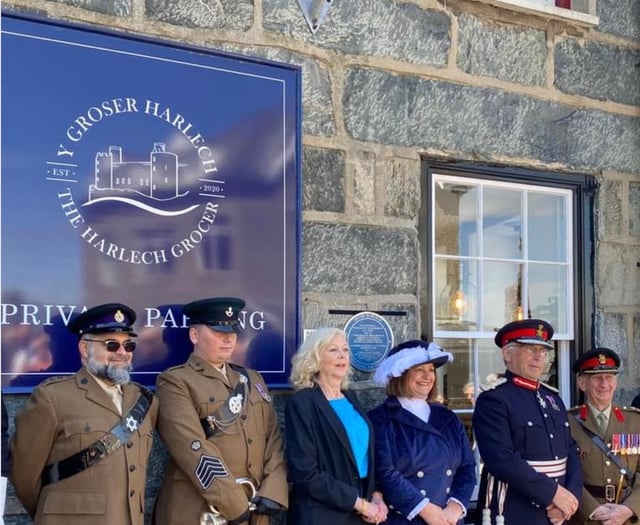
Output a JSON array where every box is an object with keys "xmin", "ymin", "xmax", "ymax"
[
  {"xmin": 285, "ymin": 328, "xmax": 388, "ymax": 525},
  {"xmin": 368, "ymin": 340, "xmax": 476, "ymax": 525}
]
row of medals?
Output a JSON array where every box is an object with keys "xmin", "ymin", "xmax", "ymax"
[{"xmin": 609, "ymin": 434, "xmax": 640, "ymax": 455}]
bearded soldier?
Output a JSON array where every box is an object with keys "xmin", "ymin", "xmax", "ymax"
[
  {"xmin": 568, "ymin": 348, "xmax": 640, "ymax": 525},
  {"xmin": 10, "ymin": 303, "xmax": 158, "ymax": 525},
  {"xmin": 153, "ymin": 297, "xmax": 288, "ymax": 525}
]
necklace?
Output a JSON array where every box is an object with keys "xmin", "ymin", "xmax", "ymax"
[{"xmin": 318, "ymin": 382, "xmax": 344, "ymax": 400}]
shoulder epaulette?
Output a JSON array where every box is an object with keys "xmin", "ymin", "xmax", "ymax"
[
  {"xmin": 568, "ymin": 405, "xmax": 582, "ymax": 413},
  {"xmin": 619, "ymin": 405, "xmax": 640, "ymax": 414},
  {"xmin": 39, "ymin": 375, "xmax": 74, "ymax": 387},
  {"xmin": 163, "ymin": 363, "xmax": 187, "ymax": 372},
  {"xmin": 540, "ymin": 381, "xmax": 559, "ymax": 394},
  {"xmin": 479, "ymin": 374, "xmax": 507, "ymax": 392}
]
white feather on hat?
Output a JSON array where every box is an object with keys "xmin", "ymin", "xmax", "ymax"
[{"xmin": 373, "ymin": 342, "xmax": 453, "ymax": 387}]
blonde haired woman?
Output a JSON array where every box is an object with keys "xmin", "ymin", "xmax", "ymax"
[{"xmin": 286, "ymin": 328, "xmax": 387, "ymax": 525}]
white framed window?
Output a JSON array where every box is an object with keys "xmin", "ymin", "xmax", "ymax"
[
  {"xmin": 420, "ymin": 162, "xmax": 596, "ymax": 412},
  {"xmin": 467, "ymin": 0, "xmax": 598, "ymax": 27}
]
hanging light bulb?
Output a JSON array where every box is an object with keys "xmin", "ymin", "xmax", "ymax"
[{"xmin": 452, "ymin": 290, "xmax": 466, "ymax": 318}]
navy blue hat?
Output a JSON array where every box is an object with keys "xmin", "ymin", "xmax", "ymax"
[
  {"xmin": 68, "ymin": 303, "xmax": 137, "ymax": 337},
  {"xmin": 183, "ymin": 297, "xmax": 245, "ymax": 333},
  {"xmin": 573, "ymin": 348, "xmax": 620, "ymax": 374},
  {"xmin": 494, "ymin": 318, "xmax": 554, "ymax": 349}
]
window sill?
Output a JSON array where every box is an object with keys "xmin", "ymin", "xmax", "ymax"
[{"xmin": 469, "ymin": 0, "xmax": 599, "ymax": 28}]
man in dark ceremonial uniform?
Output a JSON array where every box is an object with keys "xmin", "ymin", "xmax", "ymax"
[
  {"xmin": 568, "ymin": 348, "xmax": 640, "ymax": 525},
  {"xmin": 473, "ymin": 318, "xmax": 582, "ymax": 525},
  {"xmin": 154, "ymin": 297, "xmax": 287, "ymax": 525},
  {"xmin": 10, "ymin": 303, "xmax": 158, "ymax": 525}
]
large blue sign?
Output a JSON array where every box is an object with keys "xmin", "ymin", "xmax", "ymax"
[{"xmin": 1, "ymin": 13, "xmax": 301, "ymax": 390}]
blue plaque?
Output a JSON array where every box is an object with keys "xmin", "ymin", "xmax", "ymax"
[{"xmin": 344, "ymin": 312, "xmax": 394, "ymax": 372}]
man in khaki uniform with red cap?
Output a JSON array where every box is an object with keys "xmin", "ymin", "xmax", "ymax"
[
  {"xmin": 154, "ymin": 297, "xmax": 287, "ymax": 525},
  {"xmin": 568, "ymin": 348, "xmax": 640, "ymax": 525},
  {"xmin": 10, "ymin": 303, "xmax": 158, "ymax": 525}
]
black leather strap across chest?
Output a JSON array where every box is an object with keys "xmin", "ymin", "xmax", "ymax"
[{"xmin": 41, "ymin": 387, "xmax": 154, "ymax": 486}]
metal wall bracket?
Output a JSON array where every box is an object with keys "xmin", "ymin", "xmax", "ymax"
[{"xmin": 297, "ymin": 0, "xmax": 332, "ymax": 34}]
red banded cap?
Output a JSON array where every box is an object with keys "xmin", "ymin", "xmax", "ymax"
[
  {"xmin": 572, "ymin": 348, "xmax": 620, "ymax": 374},
  {"xmin": 494, "ymin": 318, "xmax": 554, "ymax": 349}
]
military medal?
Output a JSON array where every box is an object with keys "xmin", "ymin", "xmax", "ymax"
[
  {"xmin": 536, "ymin": 390, "xmax": 547, "ymax": 409},
  {"xmin": 612, "ymin": 434, "xmax": 619, "ymax": 455},
  {"xmin": 620, "ymin": 434, "xmax": 627, "ymax": 455}
]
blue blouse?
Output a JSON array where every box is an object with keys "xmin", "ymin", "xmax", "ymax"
[{"xmin": 330, "ymin": 397, "xmax": 370, "ymax": 478}]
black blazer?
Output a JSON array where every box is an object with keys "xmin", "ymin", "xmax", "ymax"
[{"xmin": 285, "ymin": 386, "xmax": 375, "ymax": 525}]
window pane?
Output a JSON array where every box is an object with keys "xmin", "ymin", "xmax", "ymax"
[
  {"xmin": 477, "ymin": 339, "xmax": 505, "ymax": 388},
  {"xmin": 434, "ymin": 258, "xmax": 479, "ymax": 330},
  {"xmin": 483, "ymin": 188, "xmax": 523, "ymax": 259},
  {"xmin": 528, "ymin": 192, "xmax": 566, "ymax": 262},
  {"xmin": 528, "ymin": 263, "xmax": 569, "ymax": 333},
  {"xmin": 435, "ymin": 182, "xmax": 479, "ymax": 257},
  {"xmin": 435, "ymin": 337, "xmax": 475, "ymax": 409},
  {"xmin": 482, "ymin": 260, "xmax": 524, "ymax": 331}
]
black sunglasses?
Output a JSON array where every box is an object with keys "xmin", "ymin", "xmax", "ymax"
[{"xmin": 84, "ymin": 338, "xmax": 136, "ymax": 352}]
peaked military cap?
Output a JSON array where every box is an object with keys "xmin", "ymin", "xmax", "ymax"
[
  {"xmin": 494, "ymin": 318, "xmax": 554, "ymax": 349},
  {"xmin": 572, "ymin": 347, "xmax": 620, "ymax": 374},
  {"xmin": 183, "ymin": 297, "xmax": 245, "ymax": 333},
  {"xmin": 68, "ymin": 303, "xmax": 137, "ymax": 337}
]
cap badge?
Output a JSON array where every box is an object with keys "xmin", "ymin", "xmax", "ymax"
[
  {"xmin": 114, "ymin": 309, "xmax": 125, "ymax": 323},
  {"xmin": 225, "ymin": 306, "xmax": 234, "ymax": 318},
  {"xmin": 598, "ymin": 354, "xmax": 607, "ymax": 364},
  {"xmin": 536, "ymin": 324, "xmax": 545, "ymax": 338}
]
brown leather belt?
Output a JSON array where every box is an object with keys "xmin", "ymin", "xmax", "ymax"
[{"xmin": 585, "ymin": 484, "xmax": 619, "ymax": 502}]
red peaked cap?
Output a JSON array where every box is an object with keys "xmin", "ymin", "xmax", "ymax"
[
  {"xmin": 572, "ymin": 348, "xmax": 620, "ymax": 374},
  {"xmin": 494, "ymin": 318, "xmax": 554, "ymax": 349}
]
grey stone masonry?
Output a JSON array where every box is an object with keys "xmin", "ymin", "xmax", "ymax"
[
  {"xmin": 145, "ymin": 0, "xmax": 253, "ymax": 30},
  {"xmin": 383, "ymin": 157, "xmax": 421, "ymax": 219},
  {"xmin": 596, "ymin": 0, "xmax": 640, "ymax": 42},
  {"xmin": 302, "ymin": 147, "xmax": 345, "ymax": 212},
  {"xmin": 630, "ymin": 181, "xmax": 640, "ymax": 237},
  {"xmin": 42, "ymin": 0, "xmax": 131, "ymax": 16},
  {"xmin": 216, "ymin": 44, "xmax": 335, "ymax": 137},
  {"xmin": 302, "ymin": 222, "xmax": 418, "ymax": 295},
  {"xmin": 457, "ymin": 13, "xmax": 546, "ymax": 86},
  {"xmin": 595, "ymin": 242, "xmax": 640, "ymax": 306},
  {"xmin": 343, "ymin": 67, "xmax": 640, "ymax": 174},
  {"xmin": 555, "ymin": 39, "xmax": 640, "ymax": 106},
  {"xmin": 263, "ymin": 0, "xmax": 451, "ymax": 67},
  {"xmin": 599, "ymin": 179, "xmax": 623, "ymax": 237}
]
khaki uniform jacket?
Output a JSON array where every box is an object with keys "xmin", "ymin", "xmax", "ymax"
[
  {"xmin": 154, "ymin": 354, "xmax": 288, "ymax": 525},
  {"xmin": 10, "ymin": 368, "xmax": 158, "ymax": 525},
  {"xmin": 568, "ymin": 405, "xmax": 640, "ymax": 525}
]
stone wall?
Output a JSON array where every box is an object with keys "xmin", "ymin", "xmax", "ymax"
[{"xmin": 2, "ymin": 0, "xmax": 639, "ymax": 522}]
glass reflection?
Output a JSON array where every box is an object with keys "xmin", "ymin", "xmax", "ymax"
[
  {"xmin": 528, "ymin": 193, "xmax": 566, "ymax": 263},
  {"xmin": 483, "ymin": 188, "xmax": 523, "ymax": 259},
  {"xmin": 528, "ymin": 263, "xmax": 568, "ymax": 333},
  {"xmin": 482, "ymin": 261, "xmax": 523, "ymax": 331},
  {"xmin": 435, "ymin": 182, "xmax": 479, "ymax": 257}
]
